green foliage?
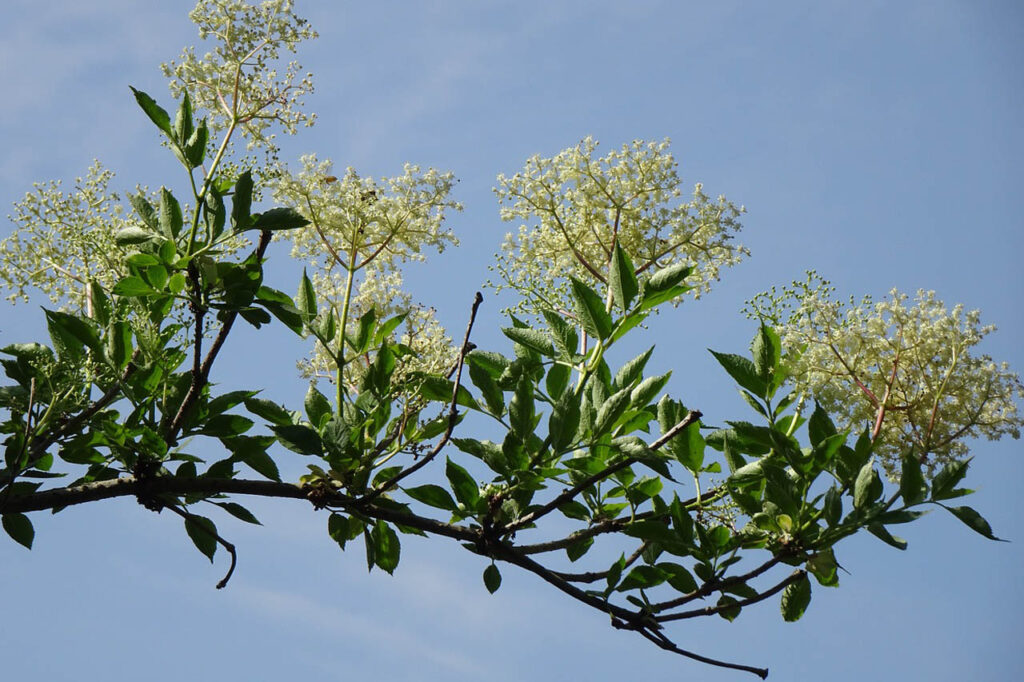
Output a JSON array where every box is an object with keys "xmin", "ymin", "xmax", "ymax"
[{"xmin": 0, "ymin": 3, "xmax": 1017, "ymax": 680}]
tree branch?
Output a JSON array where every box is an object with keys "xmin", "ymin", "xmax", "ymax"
[
  {"xmin": 358, "ymin": 292, "xmax": 483, "ymax": 503},
  {"xmin": 506, "ymin": 410, "xmax": 701, "ymax": 533}
]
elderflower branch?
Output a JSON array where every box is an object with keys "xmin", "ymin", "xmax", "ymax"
[
  {"xmin": 748, "ymin": 272, "xmax": 1024, "ymax": 476},
  {"xmin": 490, "ymin": 138, "xmax": 745, "ymax": 319}
]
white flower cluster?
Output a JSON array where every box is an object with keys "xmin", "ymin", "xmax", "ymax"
[
  {"xmin": 0, "ymin": 161, "xmax": 130, "ymax": 310},
  {"xmin": 490, "ymin": 138, "xmax": 746, "ymax": 316},
  {"xmin": 275, "ymin": 155, "xmax": 460, "ymax": 273},
  {"xmin": 274, "ymin": 155, "xmax": 462, "ymax": 393},
  {"xmin": 748, "ymin": 273, "xmax": 1023, "ymax": 476},
  {"xmin": 300, "ymin": 268, "xmax": 457, "ymax": 394},
  {"xmin": 161, "ymin": 0, "xmax": 317, "ymax": 154}
]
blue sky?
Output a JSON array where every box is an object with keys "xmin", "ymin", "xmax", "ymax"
[{"xmin": 1, "ymin": 1, "xmax": 1022, "ymax": 680}]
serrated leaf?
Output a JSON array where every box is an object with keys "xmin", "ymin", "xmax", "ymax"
[
  {"xmin": 709, "ymin": 350, "xmax": 767, "ymax": 397},
  {"xmin": 569, "ymin": 276, "xmax": 613, "ymax": 341},
  {"xmin": 130, "ymin": 86, "xmax": 172, "ymax": 136},
  {"xmin": 184, "ymin": 515, "xmax": 218, "ymax": 562},
  {"xmin": 853, "ymin": 461, "xmax": 882, "ymax": 510},
  {"xmin": 215, "ymin": 502, "xmax": 261, "ymax": 525},
  {"xmin": 295, "ymin": 269, "xmax": 317, "ymax": 321},
  {"xmin": 158, "ymin": 187, "xmax": 182, "ymax": 239},
  {"xmin": 302, "ymin": 386, "xmax": 331, "ymax": 429},
  {"xmin": 404, "ymin": 484, "xmax": 458, "ymax": 512},
  {"xmin": 446, "ymin": 458, "xmax": 479, "ymax": 509},
  {"xmin": 932, "ymin": 459, "xmax": 970, "ymax": 501},
  {"xmin": 608, "ymin": 243, "xmax": 639, "ymax": 311},
  {"xmin": 483, "ymin": 564, "xmax": 502, "ymax": 593},
  {"xmin": 899, "ymin": 453, "xmax": 927, "ymax": 505},
  {"xmin": 2, "ymin": 513, "xmax": 34, "ymax": 549},
  {"xmin": 231, "ymin": 170, "xmax": 254, "ymax": 230},
  {"xmin": 502, "ymin": 327, "xmax": 554, "ymax": 357},
  {"xmin": 244, "ymin": 397, "xmax": 294, "ymax": 427},
  {"xmin": 781, "ymin": 574, "xmax": 811, "ymax": 621},
  {"xmin": 549, "ymin": 386, "xmax": 582, "ymax": 451},
  {"xmin": 250, "ymin": 207, "xmax": 310, "ymax": 232},
  {"xmin": 371, "ymin": 520, "xmax": 401, "ymax": 574},
  {"xmin": 271, "ymin": 424, "xmax": 323, "ymax": 455},
  {"xmin": 945, "ymin": 505, "xmax": 1004, "ymax": 541},
  {"xmin": 646, "ymin": 262, "xmax": 692, "ymax": 292}
]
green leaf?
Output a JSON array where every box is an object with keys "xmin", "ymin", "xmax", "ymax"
[
  {"xmin": 237, "ymin": 447, "xmax": 280, "ymax": 482},
  {"xmin": 184, "ymin": 515, "xmax": 218, "ymax": 562},
  {"xmin": 446, "ymin": 458, "xmax": 479, "ymax": 509},
  {"xmin": 304, "ymin": 384, "xmax": 333, "ymax": 428},
  {"xmin": 350, "ymin": 308, "xmax": 377, "ymax": 353},
  {"xmin": 112, "ymin": 275, "xmax": 155, "ymax": 297},
  {"xmin": 483, "ymin": 564, "xmax": 502, "ymax": 593},
  {"xmin": 751, "ymin": 324, "xmax": 781, "ymax": 392},
  {"xmin": 549, "ymin": 385, "xmax": 582, "ymax": 451},
  {"xmin": 502, "ymin": 327, "xmax": 554, "ymax": 357},
  {"xmin": 173, "ymin": 90, "xmax": 193, "ymax": 142},
  {"xmin": 808, "ymin": 403, "xmax": 837, "ymax": 447},
  {"xmin": 608, "ymin": 243, "xmax": 639, "ymax": 311},
  {"xmin": 781, "ymin": 574, "xmax": 811, "ymax": 622},
  {"xmin": 2, "ymin": 513, "xmax": 34, "ymax": 549},
  {"xmin": 613, "ymin": 348, "xmax": 653, "ymax": 391},
  {"xmin": 541, "ymin": 310, "xmax": 580, "ymax": 359},
  {"xmin": 45, "ymin": 309, "xmax": 102, "ymax": 355},
  {"xmin": 371, "ymin": 520, "xmax": 401, "ymax": 574},
  {"xmin": 244, "ymin": 397, "xmax": 294, "ymax": 427},
  {"xmin": 158, "ymin": 187, "xmax": 183, "ymax": 239},
  {"xmin": 569, "ymin": 277, "xmax": 613, "ymax": 341},
  {"xmin": 944, "ymin": 505, "xmax": 1005, "ymax": 541},
  {"xmin": 130, "ymin": 86, "xmax": 172, "ymax": 136},
  {"xmin": 932, "ymin": 459, "xmax": 970, "ymax": 501},
  {"xmin": 899, "ymin": 453, "xmax": 927, "ymax": 505},
  {"xmin": 645, "ymin": 262, "xmax": 692, "ymax": 292},
  {"xmin": 617, "ymin": 565, "xmax": 666, "ymax": 591},
  {"xmin": 129, "ymin": 192, "xmax": 159, "ymax": 231},
  {"xmin": 469, "ymin": 362, "xmax": 504, "ymax": 417},
  {"xmin": 296, "ymin": 269, "xmax": 317, "ymax": 321},
  {"xmin": 231, "ymin": 170, "xmax": 254, "ymax": 230},
  {"xmin": 250, "ymin": 207, "xmax": 310, "ymax": 232},
  {"xmin": 868, "ymin": 523, "xmax": 908, "ymax": 550},
  {"xmin": 709, "ymin": 350, "xmax": 767, "ymax": 397},
  {"xmin": 853, "ymin": 461, "xmax": 882, "ymax": 511},
  {"xmin": 271, "ymin": 424, "xmax": 323, "ymax": 455},
  {"xmin": 214, "ymin": 502, "xmax": 261, "ymax": 525},
  {"xmin": 184, "ymin": 118, "xmax": 208, "ymax": 168},
  {"xmin": 807, "ymin": 550, "xmax": 840, "ymax": 587},
  {"xmin": 630, "ymin": 372, "xmax": 670, "ymax": 408},
  {"xmin": 509, "ymin": 375, "xmax": 535, "ymax": 438},
  {"xmin": 594, "ymin": 387, "xmax": 632, "ymax": 437},
  {"xmin": 669, "ymin": 421, "xmax": 705, "ymax": 473},
  {"xmin": 404, "ymin": 484, "xmax": 458, "ymax": 512}
]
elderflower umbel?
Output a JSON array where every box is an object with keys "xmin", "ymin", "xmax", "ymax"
[
  {"xmin": 162, "ymin": 0, "xmax": 317, "ymax": 157},
  {"xmin": 1, "ymin": 161, "xmax": 132, "ymax": 310},
  {"xmin": 490, "ymin": 138, "xmax": 746, "ymax": 317},
  {"xmin": 747, "ymin": 273, "xmax": 1023, "ymax": 476},
  {"xmin": 274, "ymin": 155, "xmax": 462, "ymax": 391}
]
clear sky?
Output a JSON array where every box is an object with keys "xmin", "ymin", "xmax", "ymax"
[{"xmin": 1, "ymin": 1, "xmax": 1022, "ymax": 680}]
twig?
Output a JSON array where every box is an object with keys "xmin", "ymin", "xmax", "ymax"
[
  {"xmin": 163, "ymin": 503, "xmax": 238, "ymax": 589},
  {"xmin": 506, "ymin": 410, "xmax": 701, "ymax": 533},
  {"xmin": 634, "ymin": 626, "xmax": 769, "ymax": 679},
  {"xmin": 656, "ymin": 569, "xmax": 806, "ymax": 623},
  {"xmin": 358, "ymin": 292, "xmax": 483, "ymax": 503},
  {"xmin": 649, "ymin": 554, "xmax": 784, "ymax": 612},
  {"xmin": 166, "ymin": 230, "xmax": 272, "ymax": 442}
]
